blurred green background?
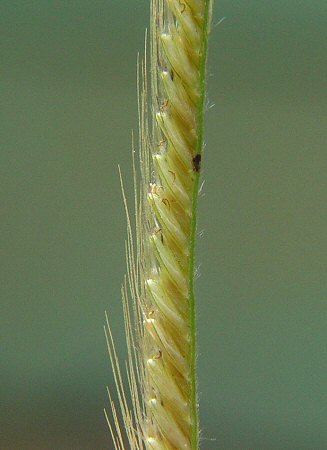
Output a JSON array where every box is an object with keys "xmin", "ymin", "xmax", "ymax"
[{"xmin": 1, "ymin": 1, "xmax": 327, "ymax": 449}]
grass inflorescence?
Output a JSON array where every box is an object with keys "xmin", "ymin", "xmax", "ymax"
[{"xmin": 105, "ymin": 1, "xmax": 213, "ymax": 449}]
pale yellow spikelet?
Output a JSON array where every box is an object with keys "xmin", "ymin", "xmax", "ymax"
[{"xmin": 106, "ymin": 1, "xmax": 213, "ymax": 449}]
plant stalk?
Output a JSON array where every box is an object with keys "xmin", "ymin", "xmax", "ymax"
[{"xmin": 189, "ymin": 2, "xmax": 213, "ymax": 448}]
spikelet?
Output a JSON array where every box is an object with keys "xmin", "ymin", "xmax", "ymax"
[{"xmin": 105, "ymin": 1, "xmax": 213, "ymax": 449}]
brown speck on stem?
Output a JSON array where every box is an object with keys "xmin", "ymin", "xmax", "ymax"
[{"xmin": 192, "ymin": 154, "xmax": 201, "ymax": 173}]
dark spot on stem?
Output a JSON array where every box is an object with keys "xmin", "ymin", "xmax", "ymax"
[{"xmin": 192, "ymin": 154, "xmax": 201, "ymax": 172}]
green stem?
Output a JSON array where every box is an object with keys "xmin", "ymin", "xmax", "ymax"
[{"xmin": 189, "ymin": 2, "xmax": 212, "ymax": 449}]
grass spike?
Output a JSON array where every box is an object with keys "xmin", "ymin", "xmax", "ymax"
[{"xmin": 106, "ymin": 1, "xmax": 213, "ymax": 448}]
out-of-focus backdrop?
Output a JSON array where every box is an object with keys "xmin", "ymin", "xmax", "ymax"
[{"xmin": 1, "ymin": 1, "xmax": 327, "ymax": 449}]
